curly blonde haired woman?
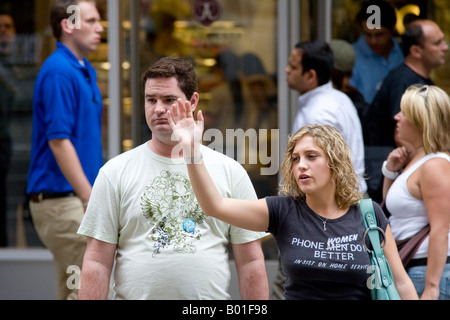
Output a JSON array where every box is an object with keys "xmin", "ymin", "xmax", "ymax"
[
  {"xmin": 168, "ymin": 99, "xmax": 418, "ymax": 300},
  {"xmin": 383, "ymin": 84, "xmax": 450, "ymax": 299}
]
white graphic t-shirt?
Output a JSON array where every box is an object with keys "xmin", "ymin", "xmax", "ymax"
[{"xmin": 78, "ymin": 144, "xmax": 266, "ymax": 300}]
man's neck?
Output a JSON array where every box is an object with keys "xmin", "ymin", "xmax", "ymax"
[
  {"xmin": 299, "ymin": 81, "xmax": 330, "ymax": 96},
  {"xmin": 404, "ymin": 57, "xmax": 431, "ymax": 79},
  {"xmin": 380, "ymin": 39, "xmax": 394, "ymax": 60},
  {"xmin": 147, "ymin": 139, "xmax": 183, "ymax": 159},
  {"xmin": 60, "ymin": 39, "xmax": 85, "ymax": 61}
]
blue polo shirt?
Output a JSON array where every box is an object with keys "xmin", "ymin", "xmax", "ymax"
[
  {"xmin": 27, "ymin": 42, "xmax": 103, "ymax": 194},
  {"xmin": 350, "ymin": 36, "xmax": 404, "ymax": 104}
]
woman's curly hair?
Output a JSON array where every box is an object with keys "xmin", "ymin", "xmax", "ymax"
[{"xmin": 279, "ymin": 125, "xmax": 363, "ymax": 209}]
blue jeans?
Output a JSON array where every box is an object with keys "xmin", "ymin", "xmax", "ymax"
[{"xmin": 407, "ymin": 263, "xmax": 450, "ymax": 300}]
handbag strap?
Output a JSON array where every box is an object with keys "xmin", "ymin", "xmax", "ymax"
[
  {"xmin": 359, "ymin": 199, "xmax": 392, "ymax": 288},
  {"xmin": 359, "ymin": 199, "xmax": 384, "ymax": 256}
]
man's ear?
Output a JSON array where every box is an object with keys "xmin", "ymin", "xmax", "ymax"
[
  {"xmin": 60, "ymin": 18, "xmax": 74, "ymax": 36},
  {"xmin": 190, "ymin": 92, "xmax": 200, "ymax": 112},
  {"xmin": 409, "ymin": 44, "xmax": 423, "ymax": 59},
  {"xmin": 305, "ymin": 69, "xmax": 319, "ymax": 87}
]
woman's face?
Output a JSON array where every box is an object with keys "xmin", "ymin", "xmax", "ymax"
[
  {"xmin": 394, "ymin": 111, "xmax": 422, "ymax": 147},
  {"xmin": 291, "ymin": 136, "xmax": 334, "ymax": 197}
]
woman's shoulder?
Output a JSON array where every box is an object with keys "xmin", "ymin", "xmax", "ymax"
[
  {"xmin": 418, "ymin": 153, "xmax": 450, "ymax": 188},
  {"xmin": 266, "ymin": 196, "xmax": 306, "ymax": 235},
  {"xmin": 425, "ymin": 152, "xmax": 450, "ymax": 163},
  {"xmin": 266, "ymin": 195, "xmax": 302, "ymax": 205},
  {"xmin": 419, "ymin": 153, "xmax": 450, "ymax": 174},
  {"xmin": 267, "ymin": 196, "xmax": 311, "ymax": 217}
]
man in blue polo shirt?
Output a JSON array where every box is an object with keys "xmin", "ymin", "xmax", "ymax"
[
  {"xmin": 351, "ymin": 0, "xmax": 404, "ymax": 105},
  {"xmin": 27, "ymin": 0, "xmax": 104, "ymax": 300}
]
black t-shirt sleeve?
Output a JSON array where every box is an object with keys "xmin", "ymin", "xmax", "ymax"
[
  {"xmin": 266, "ymin": 196, "xmax": 288, "ymax": 236},
  {"xmin": 372, "ymin": 200, "xmax": 389, "ymax": 232}
]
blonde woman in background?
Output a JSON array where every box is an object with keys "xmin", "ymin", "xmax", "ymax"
[{"xmin": 383, "ymin": 84, "xmax": 450, "ymax": 299}]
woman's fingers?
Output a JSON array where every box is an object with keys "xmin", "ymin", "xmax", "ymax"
[
  {"xmin": 197, "ymin": 110, "xmax": 204, "ymax": 129},
  {"xmin": 168, "ymin": 99, "xmax": 204, "ymax": 140},
  {"xmin": 184, "ymin": 100, "xmax": 193, "ymax": 119},
  {"xmin": 167, "ymin": 109, "xmax": 175, "ymax": 128}
]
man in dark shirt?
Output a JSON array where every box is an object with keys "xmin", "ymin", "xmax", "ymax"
[{"xmin": 365, "ymin": 19, "xmax": 448, "ymax": 147}]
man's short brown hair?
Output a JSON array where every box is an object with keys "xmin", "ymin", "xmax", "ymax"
[{"xmin": 142, "ymin": 56, "xmax": 199, "ymax": 100}]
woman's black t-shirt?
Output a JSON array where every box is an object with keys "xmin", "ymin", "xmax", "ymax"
[{"xmin": 266, "ymin": 196, "xmax": 389, "ymax": 300}]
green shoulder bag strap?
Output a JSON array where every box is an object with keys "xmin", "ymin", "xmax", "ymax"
[{"xmin": 359, "ymin": 198, "xmax": 401, "ymax": 300}]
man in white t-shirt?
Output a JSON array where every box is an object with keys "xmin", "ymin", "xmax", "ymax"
[
  {"xmin": 286, "ymin": 41, "xmax": 367, "ymax": 195},
  {"xmin": 78, "ymin": 57, "xmax": 269, "ymax": 300}
]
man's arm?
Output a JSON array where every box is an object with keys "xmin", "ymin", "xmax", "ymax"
[
  {"xmin": 232, "ymin": 240, "xmax": 269, "ymax": 300},
  {"xmin": 49, "ymin": 138, "xmax": 92, "ymax": 205},
  {"xmin": 78, "ymin": 237, "xmax": 117, "ymax": 300}
]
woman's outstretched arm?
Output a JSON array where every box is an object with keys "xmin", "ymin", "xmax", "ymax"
[{"xmin": 168, "ymin": 99, "xmax": 269, "ymax": 232}]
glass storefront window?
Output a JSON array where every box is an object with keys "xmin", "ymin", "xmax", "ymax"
[
  {"xmin": 136, "ymin": 0, "xmax": 279, "ymax": 199},
  {"xmin": 1, "ymin": 0, "xmax": 48, "ymax": 247}
]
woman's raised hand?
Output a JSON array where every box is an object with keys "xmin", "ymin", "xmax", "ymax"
[{"xmin": 168, "ymin": 98, "xmax": 204, "ymax": 161}]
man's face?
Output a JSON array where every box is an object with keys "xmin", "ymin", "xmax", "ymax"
[
  {"xmin": 361, "ymin": 23, "xmax": 393, "ymax": 57},
  {"xmin": 285, "ymin": 49, "xmax": 309, "ymax": 94},
  {"xmin": 144, "ymin": 77, "xmax": 197, "ymax": 145},
  {"xmin": 418, "ymin": 21, "xmax": 448, "ymax": 69},
  {"xmin": 69, "ymin": 1, "xmax": 104, "ymax": 56}
]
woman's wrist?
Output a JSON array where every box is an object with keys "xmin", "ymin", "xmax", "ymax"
[
  {"xmin": 382, "ymin": 161, "xmax": 400, "ymax": 180},
  {"xmin": 185, "ymin": 153, "xmax": 203, "ymax": 164},
  {"xmin": 184, "ymin": 144, "xmax": 203, "ymax": 164}
]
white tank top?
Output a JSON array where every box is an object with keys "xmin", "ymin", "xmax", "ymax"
[{"xmin": 386, "ymin": 153, "xmax": 450, "ymax": 259}]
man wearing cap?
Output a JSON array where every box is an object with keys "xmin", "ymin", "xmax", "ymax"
[{"xmin": 329, "ymin": 39, "xmax": 369, "ymax": 125}]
